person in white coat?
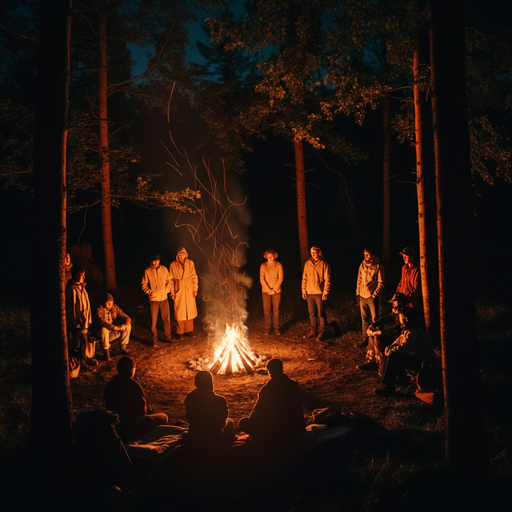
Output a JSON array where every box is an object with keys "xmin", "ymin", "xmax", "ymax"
[{"xmin": 169, "ymin": 247, "xmax": 198, "ymax": 338}]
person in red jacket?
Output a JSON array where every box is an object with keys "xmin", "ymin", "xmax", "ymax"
[{"xmin": 395, "ymin": 247, "xmax": 423, "ymax": 323}]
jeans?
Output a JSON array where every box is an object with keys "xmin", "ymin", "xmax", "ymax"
[
  {"xmin": 262, "ymin": 292, "xmax": 281, "ymax": 332},
  {"xmin": 306, "ymin": 294, "xmax": 327, "ymax": 332},
  {"xmin": 149, "ymin": 299, "xmax": 171, "ymax": 341},
  {"xmin": 359, "ymin": 296, "xmax": 379, "ymax": 337},
  {"xmin": 100, "ymin": 324, "xmax": 131, "ymax": 350}
]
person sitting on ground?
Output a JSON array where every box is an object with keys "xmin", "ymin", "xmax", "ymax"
[
  {"xmin": 260, "ymin": 249, "xmax": 284, "ymax": 336},
  {"xmin": 357, "ymin": 292, "xmax": 407, "ymax": 372},
  {"xmin": 66, "ymin": 265, "xmax": 98, "ymax": 367},
  {"xmin": 184, "ymin": 370, "xmax": 234, "ymax": 452},
  {"xmin": 239, "ymin": 359, "xmax": 305, "ymax": 443},
  {"xmin": 97, "ymin": 293, "xmax": 132, "ymax": 361},
  {"xmin": 375, "ymin": 307, "xmax": 435, "ymax": 397},
  {"xmin": 104, "ymin": 356, "xmax": 168, "ymax": 441}
]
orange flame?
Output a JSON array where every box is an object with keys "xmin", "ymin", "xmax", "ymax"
[{"xmin": 210, "ymin": 324, "xmax": 256, "ymax": 375}]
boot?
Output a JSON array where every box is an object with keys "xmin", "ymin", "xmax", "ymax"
[{"xmin": 105, "ymin": 349, "xmax": 111, "ymax": 361}]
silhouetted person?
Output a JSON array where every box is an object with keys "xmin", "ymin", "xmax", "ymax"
[
  {"xmin": 104, "ymin": 357, "xmax": 168, "ymax": 441},
  {"xmin": 239, "ymin": 359, "xmax": 305, "ymax": 443},
  {"xmin": 375, "ymin": 307, "xmax": 435, "ymax": 397},
  {"xmin": 72, "ymin": 410, "xmax": 132, "ymax": 502},
  {"xmin": 184, "ymin": 371, "xmax": 234, "ymax": 452}
]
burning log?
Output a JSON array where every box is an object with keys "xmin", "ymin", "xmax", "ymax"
[{"xmin": 209, "ymin": 324, "xmax": 257, "ymax": 375}]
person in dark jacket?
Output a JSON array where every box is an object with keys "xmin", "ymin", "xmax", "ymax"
[
  {"xmin": 375, "ymin": 307, "xmax": 435, "ymax": 397},
  {"xmin": 239, "ymin": 359, "xmax": 305, "ymax": 443},
  {"xmin": 357, "ymin": 292, "xmax": 407, "ymax": 371},
  {"xmin": 184, "ymin": 371, "xmax": 234, "ymax": 452},
  {"xmin": 104, "ymin": 357, "xmax": 168, "ymax": 441}
]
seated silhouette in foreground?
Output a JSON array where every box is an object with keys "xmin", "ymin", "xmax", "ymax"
[
  {"xmin": 239, "ymin": 359, "xmax": 305, "ymax": 443},
  {"xmin": 375, "ymin": 307, "xmax": 435, "ymax": 397},
  {"xmin": 104, "ymin": 356, "xmax": 168, "ymax": 441},
  {"xmin": 184, "ymin": 370, "xmax": 234, "ymax": 452}
]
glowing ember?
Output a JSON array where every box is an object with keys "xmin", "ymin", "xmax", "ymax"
[{"xmin": 210, "ymin": 324, "xmax": 257, "ymax": 375}]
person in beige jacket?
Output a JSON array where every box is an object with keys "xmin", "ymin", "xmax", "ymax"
[
  {"xmin": 141, "ymin": 253, "xmax": 172, "ymax": 345},
  {"xmin": 301, "ymin": 246, "xmax": 332, "ymax": 340},
  {"xmin": 169, "ymin": 247, "xmax": 198, "ymax": 338},
  {"xmin": 260, "ymin": 250, "xmax": 284, "ymax": 335}
]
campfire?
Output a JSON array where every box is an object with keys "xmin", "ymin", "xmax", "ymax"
[{"xmin": 210, "ymin": 324, "xmax": 259, "ymax": 375}]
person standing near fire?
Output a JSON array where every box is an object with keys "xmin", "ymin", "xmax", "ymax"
[
  {"xmin": 169, "ymin": 247, "xmax": 198, "ymax": 338},
  {"xmin": 356, "ymin": 247, "xmax": 385, "ymax": 347},
  {"xmin": 395, "ymin": 247, "xmax": 423, "ymax": 324},
  {"xmin": 66, "ymin": 265, "xmax": 98, "ymax": 367},
  {"xmin": 302, "ymin": 246, "xmax": 331, "ymax": 340},
  {"xmin": 260, "ymin": 250, "xmax": 284, "ymax": 335},
  {"xmin": 141, "ymin": 253, "xmax": 172, "ymax": 345}
]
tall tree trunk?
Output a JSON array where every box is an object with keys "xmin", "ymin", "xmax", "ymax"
[
  {"xmin": 294, "ymin": 138, "xmax": 310, "ymax": 267},
  {"xmin": 98, "ymin": 1, "xmax": 117, "ymax": 291},
  {"xmin": 31, "ymin": 0, "xmax": 72, "ymax": 480},
  {"xmin": 413, "ymin": 49, "xmax": 431, "ymax": 332},
  {"xmin": 382, "ymin": 94, "xmax": 391, "ymax": 268},
  {"xmin": 430, "ymin": 0, "xmax": 489, "ymax": 474}
]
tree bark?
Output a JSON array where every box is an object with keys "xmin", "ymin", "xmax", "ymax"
[
  {"xmin": 98, "ymin": 0, "xmax": 117, "ymax": 291},
  {"xmin": 413, "ymin": 49, "xmax": 431, "ymax": 332},
  {"xmin": 30, "ymin": 0, "xmax": 72, "ymax": 472},
  {"xmin": 430, "ymin": 0, "xmax": 489, "ymax": 474},
  {"xmin": 382, "ymin": 95, "xmax": 391, "ymax": 268},
  {"xmin": 294, "ymin": 138, "xmax": 309, "ymax": 267}
]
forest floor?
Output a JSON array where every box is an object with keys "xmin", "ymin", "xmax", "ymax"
[{"xmin": 1, "ymin": 293, "xmax": 511, "ymax": 511}]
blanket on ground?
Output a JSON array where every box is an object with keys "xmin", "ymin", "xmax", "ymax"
[{"xmin": 125, "ymin": 425, "xmax": 187, "ymax": 463}]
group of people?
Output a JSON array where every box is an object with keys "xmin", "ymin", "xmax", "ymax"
[
  {"xmin": 66, "ymin": 263, "xmax": 132, "ymax": 367},
  {"xmin": 355, "ymin": 246, "xmax": 435, "ymax": 397},
  {"xmin": 65, "ymin": 247, "xmax": 199, "ymax": 367},
  {"xmin": 104, "ymin": 357, "xmax": 304, "ymax": 450},
  {"xmin": 260, "ymin": 246, "xmax": 332, "ymax": 340},
  {"xmin": 141, "ymin": 248, "xmax": 199, "ymax": 345}
]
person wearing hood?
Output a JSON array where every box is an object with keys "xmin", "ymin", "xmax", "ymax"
[
  {"xmin": 169, "ymin": 247, "xmax": 198, "ymax": 338},
  {"xmin": 302, "ymin": 246, "xmax": 332, "ymax": 340},
  {"xmin": 356, "ymin": 248, "xmax": 385, "ymax": 346}
]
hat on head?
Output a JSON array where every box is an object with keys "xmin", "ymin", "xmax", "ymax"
[
  {"xmin": 105, "ymin": 293, "xmax": 114, "ymax": 303},
  {"xmin": 399, "ymin": 247, "xmax": 416, "ymax": 257},
  {"xmin": 152, "ymin": 253, "xmax": 161, "ymax": 261},
  {"xmin": 389, "ymin": 292, "xmax": 407, "ymax": 303}
]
